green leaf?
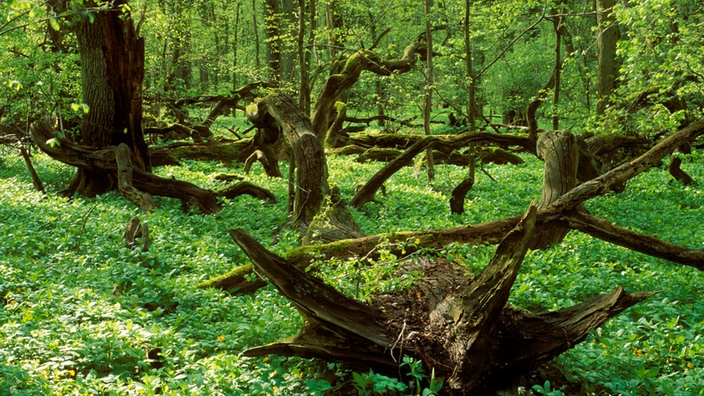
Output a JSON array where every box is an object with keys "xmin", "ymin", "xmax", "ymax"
[{"xmin": 49, "ymin": 18, "xmax": 60, "ymax": 31}]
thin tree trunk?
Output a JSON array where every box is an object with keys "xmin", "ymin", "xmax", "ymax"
[
  {"xmin": 596, "ymin": 0, "xmax": 618, "ymax": 116},
  {"xmin": 297, "ymin": 0, "xmax": 310, "ymax": 113},
  {"xmin": 464, "ymin": 0, "xmax": 476, "ymax": 130},
  {"xmin": 232, "ymin": 2, "xmax": 240, "ymax": 91},
  {"xmin": 552, "ymin": 13, "xmax": 564, "ymax": 130},
  {"xmin": 264, "ymin": 0, "xmax": 282, "ymax": 83},
  {"xmin": 423, "ymin": 0, "xmax": 435, "ymax": 183},
  {"xmin": 252, "ymin": 0, "xmax": 261, "ymax": 69}
]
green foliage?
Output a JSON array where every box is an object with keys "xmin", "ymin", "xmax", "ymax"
[{"xmin": 3, "ymin": 148, "xmax": 704, "ymax": 394}]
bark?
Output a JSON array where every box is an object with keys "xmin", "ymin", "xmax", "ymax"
[
  {"xmin": 71, "ymin": 0, "xmax": 149, "ymax": 197},
  {"xmin": 297, "ymin": 0, "xmax": 311, "ymax": 113},
  {"xmin": 311, "ymin": 35, "xmax": 426, "ymax": 142},
  {"xmin": 202, "ymin": 121, "xmax": 704, "ymax": 294},
  {"xmin": 351, "ymin": 132, "xmax": 535, "ymax": 209},
  {"xmin": 530, "ymin": 131, "xmax": 579, "ymax": 249},
  {"xmin": 31, "ymin": 119, "xmax": 220, "ymax": 214},
  {"xmin": 423, "ymin": 0, "xmax": 436, "ymax": 183},
  {"xmin": 148, "ymin": 138, "xmax": 254, "ymax": 166},
  {"xmin": 668, "ymin": 155, "xmax": 694, "ymax": 185},
  {"xmin": 264, "ymin": 0, "xmax": 282, "ymax": 83},
  {"xmin": 247, "ymin": 94, "xmax": 326, "ymax": 227},
  {"xmin": 19, "ymin": 145, "xmax": 45, "ymax": 194},
  {"xmin": 230, "ymin": 207, "xmax": 655, "ymax": 394},
  {"xmin": 217, "ymin": 182, "xmax": 277, "ymax": 203},
  {"xmin": 464, "ymin": 0, "xmax": 476, "ymax": 130},
  {"xmin": 351, "ymin": 137, "xmax": 435, "ymax": 208},
  {"xmin": 123, "ymin": 217, "xmax": 149, "ymax": 251},
  {"xmin": 450, "ymin": 155, "xmax": 475, "ymax": 215},
  {"xmin": 596, "ymin": 0, "xmax": 619, "ymax": 116}
]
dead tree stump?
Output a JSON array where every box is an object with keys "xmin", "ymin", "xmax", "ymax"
[{"xmin": 530, "ymin": 130, "xmax": 579, "ymax": 249}]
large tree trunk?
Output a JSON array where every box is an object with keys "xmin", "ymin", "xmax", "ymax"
[{"xmin": 72, "ymin": 0, "xmax": 149, "ymax": 197}]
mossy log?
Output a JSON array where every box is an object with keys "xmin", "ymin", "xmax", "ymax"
[{"xmin": 230, "ymin": 207, "xmax": 655, "ymax": 394}]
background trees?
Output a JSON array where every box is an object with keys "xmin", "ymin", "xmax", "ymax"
[{"xmin": 1, "ymin": 0, "xmax": 703, "ymax": 394}]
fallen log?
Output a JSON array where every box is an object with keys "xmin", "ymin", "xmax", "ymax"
[
  {"xmin": 230, "ymin": 206, "xmax": 655, "ymax": 394},
  {"xmin": 31, "ymin": 118, "xmax": 221, "ymax": 214}
]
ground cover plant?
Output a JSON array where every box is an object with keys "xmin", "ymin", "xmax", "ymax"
[{"xmin": 1, "ymin": 144, "xmax": 703, "ymax": 395}]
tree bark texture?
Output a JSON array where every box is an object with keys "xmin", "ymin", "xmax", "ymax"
[
  {"xmin": 530, "ymin": 131, "xmax": 578, "ymax": 249},
  {"xmin": 596, "ymin": 0, "xmax": 619, "ymax": 116},
  {"xmin": 247, "ymin": 94, "xmax": 326, "ymax": 227},
  {"xmin": 72, "ymin": 0, "xmax": 149, "ymax": 197}
]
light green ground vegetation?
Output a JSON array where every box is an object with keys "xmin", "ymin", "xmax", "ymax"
[{"xmin": 1, "ymin": 148, "xmax": 703, "ymax": 395}]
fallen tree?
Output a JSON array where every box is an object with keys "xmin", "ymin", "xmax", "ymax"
[{"xmin": 198, "ymin": 120, "xmax": 704, "ymax": 392}]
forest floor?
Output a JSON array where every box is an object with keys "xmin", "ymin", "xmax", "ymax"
[{"xmin": 1, "ymin": 144, "xmax": 703, "ymax": 395}]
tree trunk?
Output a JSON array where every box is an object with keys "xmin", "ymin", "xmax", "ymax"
[
  {"xmin": 464, "ymin": 0, "xmax": 476, "ymax": 130},
  {"xmin": 247, "ymin": 94, "xmax": 326, "ymax": 228},
  {"xmin": 596, "ymin": 0, "xmax": 619, "ymax": 116},
  {"xmin": 252, "ymin": 0, "xmax": 261, "ymax": 69},
  {"xmin": 72, "ymin": 0, "xmax": 149, "ymax": 197},
  {"xmin": 423, "ymin": 0, "xmax": 435, "ymax": 183},
  {"xmin": 264, "ymin": 0, "xmax": 282, "ymax": 83},
  {"xmin": 530, "ymin": 131, "xmax": 579, "ymax": 249},
  {"xmin": 297, "ymin": 0, "xmax": 311, "ymax": 113}
]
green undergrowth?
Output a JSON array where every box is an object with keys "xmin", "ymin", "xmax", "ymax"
[{"xmin": 1, "ymin": 146, "xmax": 703, "ymax": 395}]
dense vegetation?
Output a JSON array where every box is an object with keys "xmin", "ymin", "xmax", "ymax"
[
  {"xmin": 2, "ymin": 143, "xmax": 703, "ymax": 395},
  {"xmin": 2, "ymin": 0, "xmax": 704, "ymax": 394}
]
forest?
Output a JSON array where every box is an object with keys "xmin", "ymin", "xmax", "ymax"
[{"xmin": 1, "ymin": 0, "xmax": 703, "ymax": 394}]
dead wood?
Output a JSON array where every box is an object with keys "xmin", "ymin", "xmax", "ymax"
[
  {"xmin": 217, "ymin": 182, "xmax": 277, "ymax": 203},
  {"xmin": 247, "ymin": 94, "xmax": 326, "ymax": 227},
  {"xmin": 450, "ymin": 176, "xmax": 475, "ymax": 215},
  {"xmin": 530, "ymin": 131, "xmax": 579, "ymax": 249},
  {"xmin": 203, "ymin": 120, "xmax": 704, "ymax": 294},
  {"xmin": 19, "ymin": 145, "xmax": 45, "ymax": 194},
  {"xmin": 123, "ymin": 217, "xmax": 149, "ymax": 251},
  {"xmin": 116, "ymin": 143, "xmax": 153, "ymax": 213},
  {"xmin": 351, "ymin": 137, "xmax": 435, "ymax": 208},
  {"xmin": 311, "ymin": 35, "xmax": 426, "ymax": 142},
  {"xmin": 563, "ymin": 211, "xmax": 704, "ymax": 270},
  {"xmin": 148, "ymin": 138, "xmax": 254, "ymax": 166},
  {"xmin": 229, "ymin": 207, "xmax": 654, "ymax": 394},
  {"xmin": 668, "ymin": 155, "xmax": 694, "ymax": 185},
  {"xmin": 31, "ymin": 118, "xmax": 221, "ymax": 214}
]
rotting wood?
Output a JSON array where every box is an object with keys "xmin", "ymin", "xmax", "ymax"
[
  {"xmin": 31, "ymin": 118, "xmax": 221, "ymax": 214},
  {"xmin": 217, "ymin": 182, "xmax": 277, "ymax": 203},
  {"xmin": 229, "ymin": 206, "xmax": 654, "ymax": 394},
  {"xmin": 668, "ymin": 155, "xmax": 694, "ymax": 185},
  {"xmin": 530, "ymin": 130, "xmax": 578, "ymax": 249},
  {"xmin": 123, "ymin": 217, "xmax": 149, "ymax": 252},
  {"xmin": 116, "ymin": 143, "xmax": 153, "ymax": 213}
]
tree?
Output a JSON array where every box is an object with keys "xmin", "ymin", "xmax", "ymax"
[
  {"xmin": 596, "ymin": 0, "xmax": 618, "ymax": 117},
  {"xmin": 68, "ymin": 0, "xmax": 149, "ymax": 197}
]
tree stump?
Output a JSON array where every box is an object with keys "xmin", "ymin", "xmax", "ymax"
[{"xmin": 530, "ymin": 130, "xmax": 579, "ymax": 249}]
